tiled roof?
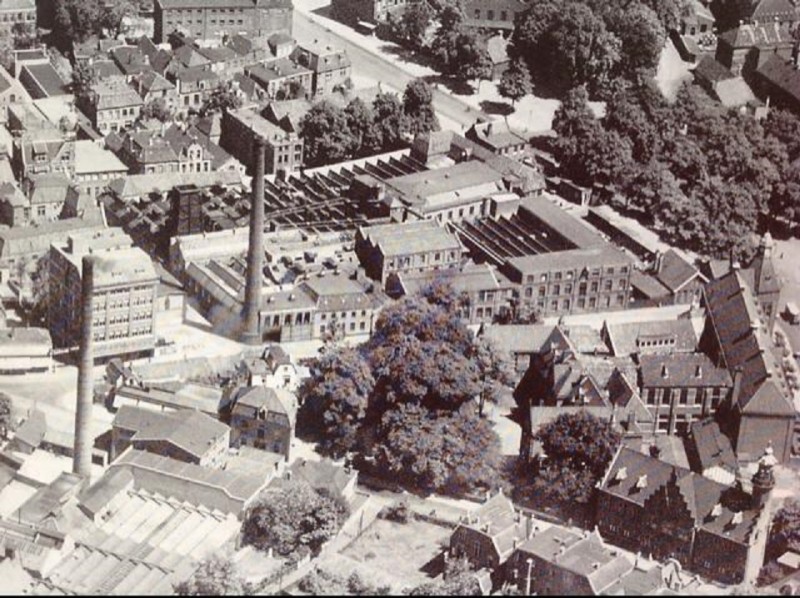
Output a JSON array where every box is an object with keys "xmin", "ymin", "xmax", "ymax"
[
  {"xmin": 693, "ymin": 55, "xmax": 734, "ymax": 83},
  {"xmin": 685, "ymin": 419, "xmax": 738, "ymax": 477},
  {"xmin": 283, "ymin": 459, "xmax": 356, "ymax": 497},
  {"xmin": 600, "ymin": 448, "xmax": 762, "ymax": 542},
  {"xmin": 480, "ymin": 324, "xmax": 557, "ymax": 355},
  {"xmin": 719, "ymin": 21, "xmax": 792, "ymax": 48},
  {"xmin": 505, "ymin": 246, "xmax": 632, "ymax": 275},
  {"xmin": 655, "ymin": 248, "xmax": 705, "ymax": 292},
  {"xmin": 94, "ymin": 79, "xmax": 144, "ymax": 110},
  {"xmin": 157, "ymin": 0, "xmax": 290, "ymax": 8},
  {"xmin": 247, "ymin": 58, "xmax": 312, "ymax": 87},
  {"xmin": 639, "ymin": 353, "xmax": 732, "ymax": 388},
  {"xmin": 703, "ymin": 270, "xmax": 794, "ymax": 416},
  {"xmin": 232, "ymin": 386, "xmax": 296, "ymax": 424},
  {"xmin": 629, "ymin": 270, "xmax": 671, "ymax": 299},
  {"xmin": 604, "ymin": 319, "xmax": 697, "ymax": 356}
]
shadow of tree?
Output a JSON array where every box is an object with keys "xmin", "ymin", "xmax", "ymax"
[{"xmin": 480, "ymin": 100, "xmax": 514, "ymax": 116}]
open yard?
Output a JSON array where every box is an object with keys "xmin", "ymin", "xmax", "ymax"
[{"xmin": 333, "ymin": 517, "xmax": 451, "ymax": 591}]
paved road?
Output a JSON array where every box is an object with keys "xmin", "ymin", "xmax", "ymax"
[{"xmin": 292, "ymin": 11, "xmax": 490, "ymax": 129}]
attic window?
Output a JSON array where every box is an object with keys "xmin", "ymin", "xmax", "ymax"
[
  {"xmin": 635, "ymin": 474, "xmax": 648, "ymax": 490},
  {"xmin": 731, "ymin": 512, "xmax": 743, "ymax": 526},
  {"xmin": 711, "ymin": 503, "xmax": 723, "ymax": 518},
  {"xmin": 615, "ymin": 467, "xmax": 627, "ymax": 481}
]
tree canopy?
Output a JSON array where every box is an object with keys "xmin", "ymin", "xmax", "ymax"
[
  {"xmin": 242, "ymin": 481, "xmax": 349, "ymax": 559},
  {"xmin": 498, "ymin": 58, "xmax": 533, "ymax": 107},
  {"xmin": 174, "ymin": 556, "xmax": 249, "ymax": 596},
  {"xmin": 199, "ymin": 82, "xmax": 243, "ymax": 117}
]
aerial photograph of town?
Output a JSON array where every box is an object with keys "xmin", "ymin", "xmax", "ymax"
[{"xmin": 0, "ymin": 0, "xmax": 800, "ymax": 594}]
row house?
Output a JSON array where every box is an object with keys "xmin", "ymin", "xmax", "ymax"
[
  {"xmin": 85, "ymin": 78, "xmax": 144, "ymax": 135},
  {"xmin": 220, "ymin": 106, "xmax": 303, "ymax": 175},
  {"xmin": 244, "ymin": 58, "xmax": 313, "ymax": 99},
  {"xmin": 133, "ymin": 71, "xmax": 178, "ymax": 106},
  {"xmin": 169, "ymin": 67, "xmax": 220, "ymax": 112},
  {"xmin": 291, "ymin": 40, "xmax": 352, "ymax": 96},
  {"xmin": 112, "ymin": 126, "xmax": 213, "ymax": 175},
  {"xmin": 501, "ymin": 246, "xmax": 633, "ymax": 318},
  {"xmin": 13, "ymin": 134, "xmax": 74, "ymax": 180},
  {"xmin": 354, "ymin": 219, "xmax": 465, "ymax": 286}
]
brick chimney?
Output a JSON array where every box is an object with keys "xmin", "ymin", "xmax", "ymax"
[
  {"xmin": 241, "ymin": 137, "xmax": 266, "ymax": 345},
  {"xmin": 73, "ymin": 255, "xmax": 97, "ymax": 478}
]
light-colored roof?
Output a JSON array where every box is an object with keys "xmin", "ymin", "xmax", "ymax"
[
  {"xmin": 108, "ymin": 169, "xmax": 242, "ymax": 199},
  {"xmin": 386, "ymin": 161, "xmax": 506, "ymax": 207},
  {"xmin": 73, "ymin": 140, "xmax": 128, "ymax": 175},
  {"xmin": 505, "ymin": 246, "xmax": 631, "ymax": 275},
  {"xmin": 0, "ymin": 218, "xmax": 106, "ymax": 263},
  {"xmin": 360, "ymin": 219, "xmax": 462, "ymax": 257}
]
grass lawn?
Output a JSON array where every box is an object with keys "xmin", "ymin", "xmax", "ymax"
[{"xmin": 338, "ymin": 518, "xmax": 451, "ymax": 590}]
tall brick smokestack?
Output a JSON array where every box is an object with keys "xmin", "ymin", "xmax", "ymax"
[
  {"xmin": 73, "ymin": 255, "xmax": 96, "ymax": 477},
  {"xmin": 242, "ymin": 137, "xmax": 266, "ymax": 345}
]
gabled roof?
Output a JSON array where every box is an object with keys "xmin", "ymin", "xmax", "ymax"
[
  {"xmin": 703, "ymin": 270, "xmax": 794, "ymax": 416},
  {"xmin": 604, "ymin": 319, "xmax": 697, "ymax": 356},
  {"xmin": 719, "ymin": 21, "xmax": 793, "ymax": 48},
  {"xmin": 232, "ymin": 385, "xmax": 296, "ymax": 425},
  {"xmin": 655, "ymin": 249, "xmax": 706, "ymax": 293},
  {"xmin": 276, "ymin": 459, "xmax": 356, "ymax": 498},
  {"xmin": 113, "ymin": 405, "xmax": 229, "ymax": 459},
  {"xmin": 639, "ymin": 353, "xmax": 732, "ymax": 389},
  {"xmin": 685, "ymin": 419, "xmax": 738, "ymax": 478}
]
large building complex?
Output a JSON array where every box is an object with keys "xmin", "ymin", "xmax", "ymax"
[
  {"xmin": 154, "ymin": 0, "xmax": 293, "ymax": 44},
  {"xmin": 48, "ymin": 228, "xmax": 159, "ymax": 361}
]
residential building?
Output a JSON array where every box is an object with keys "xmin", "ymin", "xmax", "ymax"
[
  {"xmin": 463, "ymin": 0, "xmax": 529, "ymax": 31},
  {"xmin": 0, "ymin": 181, "xmax": 29, "ymax": 226},
  {"xmin": 273, "ymin": 458, "xmax": 359, "ymax": 503},
  {"xmin": 0, "ymin": 327, "xmax": 52, "ymax": 374},
  {"xmin": 229, "ymin": 385, "xmax": 296, "ymax": 459},
  {"xmin": 73, "ymin": 140, "xmax": 129, "ymax": 198},
  {"xmin": 479, "ymin": 323, "xmax": 563, "ymax": 372},
  {"xmin": 13, "ymin": 133, "xmax": 74, "ymax": 180},
  {"xmin": 239, "ymin": 344, "xmax": 310, "ymax": 391},
  {"xmin": 0, "ymin": 0, "xmax": 35, "ymax": 33},
  {"xmin": 387, "ymin": 262, "xmax": 515, "ymax": 325},
  {"xmin": 109, "ymin": 46, "xmax": 154, "ymax": 81},
  {"xmin": 652, "ymin": 248, "xmax": 708, "ymax": 305},
  {"xmin": 84, "ymin": 78, "xmax": 144, "ymax": 135},
  {"xmin": 153, "ymin": 0, "xmax": 293, "ymax": 44},
  {"xmin": 17, "ymin": 172, "xmax": 78, "ymax": 224},
  {"xmin": 220, "ymin": 106, "xmax": 303, "ymax": 175},
  {"xmin": 465, "ymin": 120, "xmax": 529, "ymax": 158},
  {"xmin": 111, "ymin": 405, "xmax": 231, "ymax": 466},
  {"xmin": 170, "ymin": 66, "xmax": 220, "ymax": 112},
  {"xmin": 0, "ymin": 64, "xmax": 27, "ymax": 114},
  {"xmin": 502, "ymin": 246, "xmax": 633, "ymax": 318},
  {"xmin": 132, "ymin": 70, "xmax": 178, "ymax": 107},
  {"xmin": 355, "ymin": 219, "xmax": 464, "ymax": 286},
  {"xmin": 330, "ymin": 0, "xmax": 410, "ymax": 25},
  {"xmin": 596, "ymin": 446, "xmax": 775, "ymax": 585},
  {"xmin": 291, "ymin": 40, "xmax": 352, "ymax": 96},
  {"xmin": 48, "ymin": 228, "xmax": 159, "ymax": 361},
  {"xmin": 700, "ymin": 266, "xmax": 795, "ymax": 463},
  {"xmin": 245, "ymin": 58, "xmax": 313, "ymax": 99}
]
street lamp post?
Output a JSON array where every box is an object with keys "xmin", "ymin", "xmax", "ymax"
[{"xmin": 526, "ymin": 557, "xmax": 534, "ymax": 595}]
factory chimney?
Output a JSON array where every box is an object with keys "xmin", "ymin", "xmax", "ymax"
[
  {"xmin": 241, "ymin": 137, "xmax": 266, "ymax": 345},
  {"xmin": 73, "ymin": 255, "xmax": 96, "ymax": 477}
]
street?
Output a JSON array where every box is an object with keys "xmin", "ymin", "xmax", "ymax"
[{"xmin": 291, "ymin": 10, "xmax": 490, "ymax": 130}]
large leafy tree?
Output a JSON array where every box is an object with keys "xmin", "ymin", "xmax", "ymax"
[
  {"xmin": 498, "ymin": 58, "xmax": 533, "ymax": 107},
  {"xmin": 409, "ymin": 556, "xmax": 483, "ymax": 595},
  {"xmin": 300, "ymin": 101, "xmax": 354, "ymax": 167},
  {"xmin": 71, "ymin": 61, "xmax": 97, "ymax": 105},
  {"xmin": 174, "ymin": 556, "xmax": 248, "ymax": 596},
  {"xmin": 140, "ymin": 97, "xmax": 174, "ymax": 122},
  {"xmin": 510, "ymin": 0, "xmax": 621, "ymax": 97},
  {"xmin": 0, "ymin": 393, "xmax": 12, "ymax": 439},
  {"xmin": 603, "ymin": 2, "xmax": 665, "ymax": 78},
  {"xmin": 299, "ymin": 347, "xmax": 374, "ymax": 458},
  {"xmin": 470, "ymin": 336, "xmax": 515, "ymax": 417},
  {"xmin": 376, "ymin": 403, "xmax": 502, "ymax": 494},
  {"xmin": 53, "ymin": 0, "xmax": 102, "ymax": 53},
  {"xmin": 532, "ymin": 411, "xmax": 621, "ymax": 502},
  {"xmin": 242, "ymin": 481, "xmax": 349, "ymax": 559},
  {"xmin": 392, "ymin": 0, "xmax": 435, "ymax": 50},
  {"xmin": 344, "ymin": 97, "xmax": 381, "ymax": 156},
  {"xmin": 371, "ymin": 92, "xmax": 408, "ymax": 151},
  {"xmin": 768, "ymin": 499, "xmax": 800, "ymax": 560},
  {"xmin": 298, "ymin": 568, "xmax": 389, "ymax": 595},
  {"xmin": 100, "ymin": 0, "xmax": 137, "ymax": 38},
  {"xmin": 199, "ymin": 82, "xmax": 243, "ymax": 117},
  {"xmin": 403, "ymin": 79, "xmax": 439, "ymax": 136}
]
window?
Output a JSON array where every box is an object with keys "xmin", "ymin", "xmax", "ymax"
[
  {"xmin": 679, "ymin": 389, "xmax": 689, "ymax": 405},
  {"xmin": 501, "ymin": 10, "xmax": 507, "ymax": 20},
  {"xmin": 550, "ymin": 300, "xmax": 558, "ymax": 311},
  {"xmin": 487, "ymin": 9, "xmax": 494, "ymax": 19},
  {"xmin": 590, "ymin": 282, "xmax": 598, "ymax": 293},
  {"xmin": 538, "ymin": 285, "xmax": 546, "ymax": 297},
  {"xmin": 554, "ymin": 272, "xmax": 562, "ymax": 281},
  {"xmin": 553, "ymin": 284, "xmax": 560, "ymax": 296},
  {"xmin": 604, "ymin": 280, "xmax": 613, "ymax": 291},
  {"xmin": 474, "ymin": 8, "xmax": 480, "ymax": 17}
]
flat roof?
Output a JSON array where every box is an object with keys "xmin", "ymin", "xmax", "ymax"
[{"xmin": 386, "ymin": 161, "xmax": 505, "ymax": 203}]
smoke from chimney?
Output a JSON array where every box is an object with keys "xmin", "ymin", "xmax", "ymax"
[
  {"xmin": 241, "ymin": 138, "xmax": 266, "ymax": 345},
  {"xmin": 73, "ymin": 255, "xmax": 96, "ymax": 477}
]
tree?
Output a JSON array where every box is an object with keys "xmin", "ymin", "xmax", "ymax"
[
  {"xmin": 403, "ymin": 79, "xmax": 439, "ymax": 136},
  {"xmin": 768, "ymin": 499, "xmax": 800, "ymax": 560},
  {"xmin": 510, "ymin": 1, "xmax": 621, "ymax": 97},
  {"xmin": 71, "ymin": 61, "xmax": 97, "ymax": 105},
  {"xmin": 371, "ymin": 92, "xmax": 408, "ymax": 150},
  {"xmin": 344, "ymin": 97, "xmax": 381, "ymax": 156},
  {"xmin": 408, "ymin": 556, "xmax": 483, "ymax": 595},
  {"xmin": 17, "ymin": 254, "xmax": 50, "ymax": 327},
  {"xmin": 603, "ymin": 2, "xmax": 665, "ymax": 78},
  {"xmin": 174, "ymin": 555, "xmax": 248, "ymax": 596},
  {"xmin": 300, "ymin": 100, "xmax": 354, "ymax": 167},
  {"xmin": 278, "ymin": 79, "xmax": 307, "ymax": 101},
  {"xmin": 450, "ymin": 31, "xmax": 493, "ymax": 85},
  {"xmin": 376, "ymin": 402, "xmax": 502, "ymax": 494},
  {"xmin": 532, "ymin": 411, "xmax": 621, "ymax": 502},
  {"xmin": 0, "ymin": 393, "xmax": 12, "ymax": 439},
  {"xmin": 100, "ymin": 0, "xmax": 137, "ymax": 38},
  {"xmin": 199, "ymin": 82, "xmax": 243, "ymax": 117},
  {"xmin": 392, "ymin": 0, "xmax": 435, "ymax": 50},
  {"xmin": 140, "ymin": 97, "xmax": 174, "ymax": 122},
  {"xmin": 11, "ymin": 22, "xmax": 38, "ymax": 50},
  {"xmin": 498, "ymin": 58, "xmax": 533, "ymax": 107},
  {"xmin": 298, "ymin": 568, "xmax": 389, "ymax": 595},
  {"xmin": 298, "ymin": 347, "xmax": 375, "ymax": 458},
  {"xmin": 242, "ymin": 481, "xmax": 349, "ymax": 558},
  {"xmin": 52, "ymin": 0, "xmax": 102, "ymax": 52}
]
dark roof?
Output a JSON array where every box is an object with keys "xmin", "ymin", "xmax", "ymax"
[
  {"xmin": 684, "ymin": 419, "xmax": 738, "ymax": 477},
  {"xmin": 232, "ymin": 385, "xmax": 295, "ymax": 424},
  {"xmin": 750, "ymin": 0, "xmax": 798, "ymax": 20},
  {"xmin": 639, "ymin": 353, "xmax": 732, "ymax": 389},
  {"xmin": 754, "ymin": 55, "xmax": 800, "ymax": 100},
  {"xmin": 599, "ymin": 448, "xmax": 761, "ymax": 544},
  {"xmin": 630, "ymin": 270, "xmax": 671, "ymax": 300},
  {"xmin": 113, "ymin": 405, "xmax": 229, "ymax": 459},
  {"xmin": 481, "ymin": 324, "xmax": 558, "ymax": 355},
  {"xmin": 517, "ymin": 196, "xmax": 606, "ymax": 249},
  {"xmin": 703, "ymin": 271, "xmax": 794, "ymax": 416},
  {"xmin": 21, "ymin": 63, "xmax": 68, "ymax": 97},
  {"xmin": 505, "ymin": 246, "xmax": 632, "ymax": 275},
  {"xmin": 284, "ymin": 459, "xmax": 356, "ymax": 497},
  {"xmin": 655, "ymin": 249, "xmax": 705, "ymax": 293},
  {"xmin": 693, "ymin": 55, "xmax": 735, "ymax": 83}
]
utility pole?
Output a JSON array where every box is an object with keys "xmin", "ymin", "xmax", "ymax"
[{"xmin": 526, "ymin": 557, "xmax": 534, "ymax": 595}]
